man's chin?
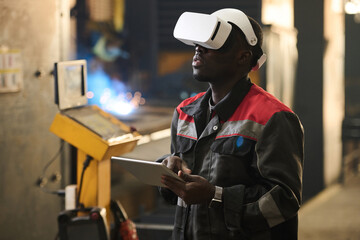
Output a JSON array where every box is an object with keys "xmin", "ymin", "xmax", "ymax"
[{"xmin": 193, "ymin": 73, "xmax": 209, "ymax": 83}]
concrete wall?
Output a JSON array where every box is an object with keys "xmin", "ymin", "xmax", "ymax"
[{"xmin": 0, "ymin": 1, "xmax": 65, "ymax": 239}]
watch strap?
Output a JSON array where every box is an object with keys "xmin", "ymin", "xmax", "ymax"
[{"xmin": 209, "ymin": 186, "xmax": 223, "ymax": 208}]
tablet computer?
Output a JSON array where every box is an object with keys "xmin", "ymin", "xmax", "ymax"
[{"xmin": 111, "ymin": 156, "xmax": 185, "ymax": 187}]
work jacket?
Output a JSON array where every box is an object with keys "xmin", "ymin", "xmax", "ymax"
[{"xmin": 160, "ymin": 79, "xmax": 304, "ymax": 240}]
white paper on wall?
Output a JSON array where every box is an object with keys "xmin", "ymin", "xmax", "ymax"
[{"xmin": 0, "ymin": 46, "xmax": 23, "ymax": 93}]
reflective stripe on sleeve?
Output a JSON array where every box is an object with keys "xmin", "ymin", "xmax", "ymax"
[
  {"xmin": 258, "ymin": 187, "xmax": 285, "ymax": 227},
  {"xmin": 216, "ymin": 119, "xmax": 264, "ymax": 141}
]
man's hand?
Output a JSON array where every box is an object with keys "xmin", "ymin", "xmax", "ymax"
[
  {"xmin": 162, "ymin": 155, "xmax": 191, "ymax": 175},
  {"xmin": 161, "ymin": 170, "xmax": 215, "ymax": 205}
]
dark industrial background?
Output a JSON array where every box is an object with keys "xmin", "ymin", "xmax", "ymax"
[{"xmin": 1, "ymin": 0, "xmax": 360, "ymax": 239}]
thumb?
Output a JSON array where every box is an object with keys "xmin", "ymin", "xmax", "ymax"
[
  {"xmin": 178, "ymin": 170, "xmax": 193, "ymax": 182},
  {"xmin": 162, "ymin": 159, "xmax": 168, "ymax": 166},
  {"xmin": 182, "ymin": 166, "xmax": 192, "ymax": 175},
  {"xmin": 181, "ymin": 162, "xmax": 191, "ymax": 174}
]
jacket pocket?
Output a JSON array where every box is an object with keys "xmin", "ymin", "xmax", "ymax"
[
  {"xmin": 223, "ymin": 185, "xmax": 250, "ymax": 239},
  {"xmin": 210, "ymin": 135, "xmax": 255, "ymax": 157},
  {"xmin": 175, "ymin": 135, "xmax": 196, "ymax": 154},
  {"xmin": 209, "ymin": 136, "xmax": 255, "ymax": 192}
]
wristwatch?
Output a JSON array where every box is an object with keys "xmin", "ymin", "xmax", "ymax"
[{"xmin": 209, "ymin": 186, "xmax": 223, "ymax": 208}]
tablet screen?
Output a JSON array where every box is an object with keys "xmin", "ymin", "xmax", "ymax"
[{"xmin": 111, "ymin": 156, "xmax": 184, "ymax": 187}]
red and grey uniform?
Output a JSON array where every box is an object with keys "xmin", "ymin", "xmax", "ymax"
[{"xmin": 160, "ymin": 78, "xmax": 304, "ymax": 240}]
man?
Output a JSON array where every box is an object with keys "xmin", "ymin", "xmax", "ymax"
[{"xmin": 159, "ymin": 8, "xmax": 304, "ymax": 240}]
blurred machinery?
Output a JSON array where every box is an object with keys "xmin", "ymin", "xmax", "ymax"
[{"xmin": 49, "ymin": 59, "xmax": 141, "ymax": 239}]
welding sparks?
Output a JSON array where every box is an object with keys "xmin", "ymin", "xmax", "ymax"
[{"xmin": 87, "ymin": 67, "xmax": 145, "ymax": 116}]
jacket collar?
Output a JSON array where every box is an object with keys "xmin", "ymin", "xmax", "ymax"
[{"xmin": 181, "ymin": 77, "xmax": 253, "ymax": 122}]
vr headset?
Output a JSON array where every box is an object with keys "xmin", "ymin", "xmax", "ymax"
[{"xmin": 173, "ymin": 8, "xmax": 266, "ymax": 71}]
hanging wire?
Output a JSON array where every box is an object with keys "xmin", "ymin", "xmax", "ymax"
[{"xmin": 38, "ymin": 140, "xmax": 65, "ymax": 196}]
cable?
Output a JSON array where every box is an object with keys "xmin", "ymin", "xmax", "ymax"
[
  {"xmin": 42, "ymin": 140, "xmax": 65, "ymax": 177},
  {"xmin": 38, "ymin": 140, "xmax": 65, "ymax": 195},
  {"xmin": 76, "ymin": 155, "xmax": 93, "ymax": 208},
  {"xmin": 40, "ymin": 187, "xmax": 65, "ymax": 196}
]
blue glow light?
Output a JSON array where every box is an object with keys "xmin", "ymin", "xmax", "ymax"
[{"xmin": 87, "ymin": 67, "xmax": 139, "ymax": 116}]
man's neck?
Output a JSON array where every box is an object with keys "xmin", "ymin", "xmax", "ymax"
[{"xmin": 209, "ymin": 74, "xmax": 248, "ymax": 104}]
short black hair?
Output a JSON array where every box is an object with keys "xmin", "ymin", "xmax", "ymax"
[{"xmin": 223, "ymin": 17, "xmax": 263, "ymax": 69}]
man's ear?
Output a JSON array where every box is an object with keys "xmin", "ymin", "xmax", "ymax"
[{"xmin": 238, "ymin": 50, "xmax": 252, "ymax": 65}]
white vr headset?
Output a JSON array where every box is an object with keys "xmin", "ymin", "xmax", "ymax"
[{"xmin": 173, "ymin": 8, "xmax": 266, "ymax": 71}]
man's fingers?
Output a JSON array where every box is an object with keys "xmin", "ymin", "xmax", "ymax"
[
  {"xmin": 178, "ymin": 170, "xmax": 193, "ymax": 182},
  {"xmin": 162, "ymin": 173, "xmax": 214, "ymax": 205},
  {"xmin": 161, "ymin": 175, "xmax": 185, "ymax": 194},
  {"xmin": 163, "ymin": 156, "xmax": 186, "ymax": 174},
  {"xmin": 181, "ymin": 166, "xmax": 192, "ymax": 175}
]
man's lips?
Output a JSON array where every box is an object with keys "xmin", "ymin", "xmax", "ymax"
[{"xmin": 192, "ymin": 54, "xmax": 203, "ymax": 67}]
